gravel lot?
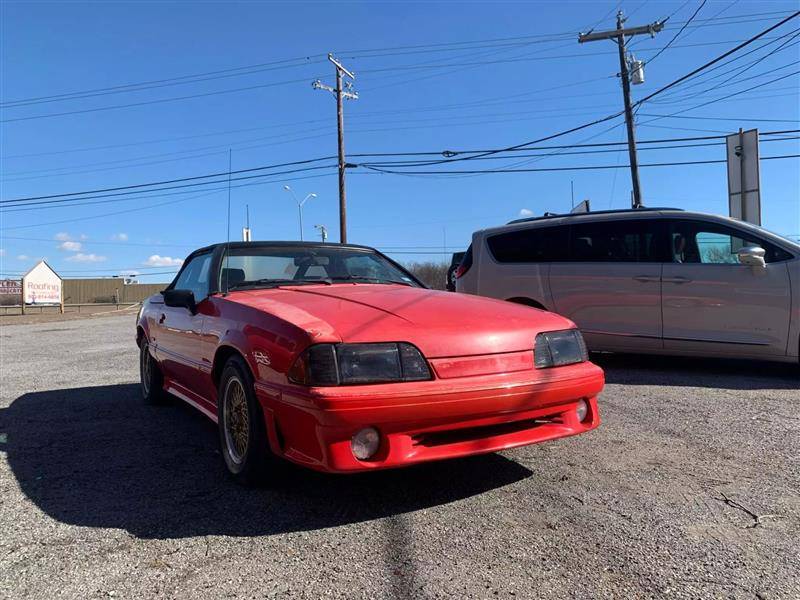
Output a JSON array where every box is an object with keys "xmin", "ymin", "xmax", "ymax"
[{"xmin": 1, "ymin": 314, "xmax": 798, "ymax": 599}]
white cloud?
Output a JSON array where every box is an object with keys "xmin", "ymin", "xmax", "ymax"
[
  {"xmin": 58, "ymin": 241, "xmax": 82, "ymax": 252},
  {"xmin": 111, "ymin": 233, "xmax": 129, "ymax": 241},
  {"xmin": 16, "ymin": 254, "xmax": 29, "ymax": 261},
  {"xmin": 519, "ymin": 208, "xmax": 534, "ymax": 217},
  {"xmin": 67, "ymin": 253, "xmax": 106, "ymax": 263},
  {"xmin": 0, "ymin": 248, "xmax": 5, "ymax": 257},
  {"xmin": 79, "ymin": 233, "xmax": 88, "ymax": 240},
  {"xmin": 54, "ymin": 232, "xmax": 71, "ymax": 241},
  {"xmin": 144, "ymin": 255, "xmax": 183, "ymax": 267}
]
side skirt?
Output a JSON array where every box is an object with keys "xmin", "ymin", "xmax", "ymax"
[{"xmin": 164, "ymin": 379, "xmax": 218, "ymax": 423}]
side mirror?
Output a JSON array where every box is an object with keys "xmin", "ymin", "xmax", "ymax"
[
  {"xmin": 737, "ymin": 246, "xmax": 766, "ymax": 267},
  {"xmin": 163, "ymin": 288, "xmax": 197, "ymax": 313}
]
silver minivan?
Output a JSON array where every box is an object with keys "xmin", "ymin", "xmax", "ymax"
[{"xmin": 455, "ymin": 208, "xmax": 800, "ymax": 363}]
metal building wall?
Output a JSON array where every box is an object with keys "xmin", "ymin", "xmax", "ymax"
[{"xmin": 62, "ymin": 279, "xmax": 165, "ymax": 304}]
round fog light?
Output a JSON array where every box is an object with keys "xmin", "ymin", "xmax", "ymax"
[
  {"xmin": 351, "ymin": 427, "xmax": 381, "ymax": 460},
  {"xmin": 575, "ymin": 399, "xmax": 589, "ymax": 422}
]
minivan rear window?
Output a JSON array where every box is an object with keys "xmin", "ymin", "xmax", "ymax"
[
  {"xmin": 487, "ymin": 225, "xmax": 570, "ymax": 263},
  {"xmin": 570, "ymin": 219, "xmax": 663, "ymax": 262}
]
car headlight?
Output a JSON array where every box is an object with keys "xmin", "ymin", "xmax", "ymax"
[
  {"xmin": 289, "ymin": 342, "xmax": 432, "ymax": 386},
  {"xmin": 534, "ymin": 329, "xmax": 588, "ymax": 368}
]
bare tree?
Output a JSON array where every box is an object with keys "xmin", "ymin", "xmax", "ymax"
[{"xmin": 404, "ymin": 262, "xmax": 449, "ymax": 290}]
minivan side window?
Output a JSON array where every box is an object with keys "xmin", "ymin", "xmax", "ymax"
[
  {"xmin": 172, "ymin": 253, "xmax": 213, "ymax": 300},
  {"xmin": 669, "ymin": 220, "xmax": 793, "ymax": 264},
  {"xmin": 486, "ymin": 225, "xmax": 570, "ymax": 263},
  {"xmin": 570, "ymin": 219, "xmax": 663, "ymax": 262}
]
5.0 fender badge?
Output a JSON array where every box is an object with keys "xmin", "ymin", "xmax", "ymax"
[{"xmin": 253, "ymin": 351, "xmax": 271, "ymax": 366}]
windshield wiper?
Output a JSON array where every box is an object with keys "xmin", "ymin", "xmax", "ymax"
[
  {"xmin": 228, "ymin": 278, "xmax": 332, "ymax": 290},
  {"xmin": 330, "ymin": 276, "xmax": 414, "ymax": 287}
]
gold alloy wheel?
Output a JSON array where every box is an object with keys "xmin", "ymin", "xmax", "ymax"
[
  {"xmin": 140, "ymin": 343, "xmax": 151, "ymax": 396},
  {"xmin": 223, "ymin": 377, "xmax": 250, "ymax": 465}
]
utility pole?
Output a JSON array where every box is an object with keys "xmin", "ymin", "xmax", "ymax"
[
  {"xmin": 579, "ymin": 12, "xmax": 664, "ymax": 209},
  {"xmin": 313, "ymin": 54, "xmax": 358, "ymax": 243}
]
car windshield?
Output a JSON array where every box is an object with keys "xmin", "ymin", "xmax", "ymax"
[{"xmin": 220, "ymin": 245, "xmax": 421, "ymax": 290}]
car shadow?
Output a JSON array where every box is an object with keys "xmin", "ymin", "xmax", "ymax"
[
  {"xmin": 0, "ymin": 384, "xmax": 532, "ymax": 540},
  {"xmin": 593, "ymin": 352, "xmax": 799, "ymax": 390}
]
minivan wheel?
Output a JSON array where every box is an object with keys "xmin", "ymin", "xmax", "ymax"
[
  {"xmin": 140, "ymin": 340, "xmax": 166, "ymax": 404},
  {"xmin": 217, "ymin": 356, "xmax": 272, "ymax": 486}
]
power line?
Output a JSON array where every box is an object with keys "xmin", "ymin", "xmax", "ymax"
[
  {"xmin": 634, "ymin": 11, "xmax": 800, "ymax": 106},
  {"xmin": 664, "ymin": 40, "xmax": 800, "ymax": 107},
  {"xmin": 0, "ymin": 171, "xmax": 338, "ymax": 230},
  {"xmin": 4, "ymin": 12, "xmax": 795, "ymax": 124},
  {"xmin": 4, "ymin": 130, "xmax": 798, "ymax": 210},
  {"xmin": 1, "ymin": 158, "xmax": 337, "ymax": 204},
  {"xmin": 358, "ymin": 136, "xmax": 800, "ymax": 167},
  {"xmin": 0, "ymin": 76, "xmax": 314, "ymax": 124},
  {"xmin": 637, "ymin": 69, "xmax": 800, "ymax": 129},
  {"xmin": 646, "ymin": 0, "xmax": 708, "ymax": 65},
  {"xmin": 360, "ymin": 154, "xmax": 800, "ymax": 176},
  {"xmin": 0, "ymin": 56, "xmax": 327, "ymax": 109},
  {"xmin": 656, "ymin": 25, "xmax": 800, "ymax": 92},
  {"xmin": 638, "ymin": 114, "xmax": 798, "ymax": 123},
  {"xmin": 356, "ymin": 13, "xmax": 800, "ymax": 173}
]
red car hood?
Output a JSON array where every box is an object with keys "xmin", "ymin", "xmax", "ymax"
[{"xmin": 229, "ymin": 284, "xmax": 574, "ymax": 358}]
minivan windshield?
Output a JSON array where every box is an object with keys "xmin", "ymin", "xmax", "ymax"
[
  {"xmin": 219, "ymin": 246, "xmax": 421, "ymax": 290},
  {"xmin": 736, "ymin": 221, "xmax": 800, "ymax": 249}
]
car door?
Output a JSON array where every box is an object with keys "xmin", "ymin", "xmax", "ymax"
[
  {"xmin": 662, "ymin": 219, "xmax": 792, "ymax": 358},
  {"xmin": 548, "ymin": 218, "xmax": 666, "ymax": 352},
  {"xmin": 156, "ymin": 252, "xmax": 214, "ymax": 397}
]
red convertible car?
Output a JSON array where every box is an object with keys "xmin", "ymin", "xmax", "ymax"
[{"xmin": 136, "ymin": 242, "xmax": 604, "ymax": 484}]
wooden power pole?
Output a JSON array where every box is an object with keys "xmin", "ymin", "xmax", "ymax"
[
  {"xmin": 313, "ymin": 54, "xmax": 358, "ymax": 243},
  {"xmin": 579, "ymin": 12, "xmax": 664, "ymax": 208}
]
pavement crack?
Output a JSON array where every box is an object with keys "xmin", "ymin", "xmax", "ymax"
[{"xmin": 716, "ymin": 491, "xmax": 778, "ymax": 528}]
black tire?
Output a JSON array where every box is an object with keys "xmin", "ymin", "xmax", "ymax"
[
  {"xmin": 140, "ymin": 339, "xmax": 166, "ymax": 405},
  {"xmin": 217, "ymin": 355, "xmax": 273, "ymax": 486}
]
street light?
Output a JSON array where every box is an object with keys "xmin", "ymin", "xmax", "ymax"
[
  {"xmin": 284, "ymin": 185, "xmax": 317, "ymax": 241},
  {"xmin": 314, "ymin": 224, "xmax": 328, "ymax": 243}
]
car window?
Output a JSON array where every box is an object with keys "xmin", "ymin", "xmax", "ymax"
[
  {"xmin": 223, "ymin": 255, "xmax": 299, "ymax": 281},
  {"xmin": 341, "ymin": 254, "xmax": 404, "ymax": 280},
  {"xmin": 569, "ymin": 219, "xmax": 663, "ymax": 262},
  {"xmin": 173, "ymin": 253, "xmax": 213, "ymax": 300},
  {"xmin": 670, "ymin": 220, "xmax": 792, "ymax": 264},
  {"xmin": 487, "ymin": 225, "xmax": 570, "ymax": 263}
]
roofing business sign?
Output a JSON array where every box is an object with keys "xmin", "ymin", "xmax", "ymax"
[{"xmin": 22, "ymin": 260, "xmax": 62, "ymax": 305}]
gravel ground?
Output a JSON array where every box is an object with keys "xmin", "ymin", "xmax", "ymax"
[{"xmin": 0, "ymin": 314, "xmax": 798, "ymax": 599}]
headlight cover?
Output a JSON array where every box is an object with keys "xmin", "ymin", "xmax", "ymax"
[
  {"xmin": 534, "ymin": 329, "xmax": 588, "ymax": 368},
  {"xmin": 289, "ymin": 342, "xmax": 432, "ymax": 386}
]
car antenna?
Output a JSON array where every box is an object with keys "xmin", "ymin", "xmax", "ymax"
[{"xmin": 223, "ymin": 148, "xmax": 232, "ymax": 296}]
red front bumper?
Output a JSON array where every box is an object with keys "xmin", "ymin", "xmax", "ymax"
[{"xmin": 256, "ymin": 361, "xmax": 604, "ymax": 473}]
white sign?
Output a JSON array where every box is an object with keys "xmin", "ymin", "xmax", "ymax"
[
  {"xmin": 726, "ymin": 129, "xmax": 761, "ymax": 225},
  {"xmin": 22, "ymin": 261, "xmax": 62, "ymax": 305},
  {"xmin": 0, "ymin": 279, "xmax": 22, "ymax": 296}
]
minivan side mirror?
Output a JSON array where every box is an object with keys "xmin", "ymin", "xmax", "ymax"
[
  {"xmin": 737, "ymin": 246, "xmax": 766, "ymax": 267},
  {"xmin": 163, "ymin": 288, "xmax": 197, "ymax": 313}
]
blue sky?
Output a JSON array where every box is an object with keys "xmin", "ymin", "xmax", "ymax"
[{"xmin": 1, "ymin": 0, "xmax": 798, "ymax": 282}]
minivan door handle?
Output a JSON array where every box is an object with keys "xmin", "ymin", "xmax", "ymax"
[
  {"xmin": 663, "ymin": 276, "xmax": 692, "ymax": 284},
  {"xmin": 632, "ymin": 275, "xmax": 660, "ymax": 283}
]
